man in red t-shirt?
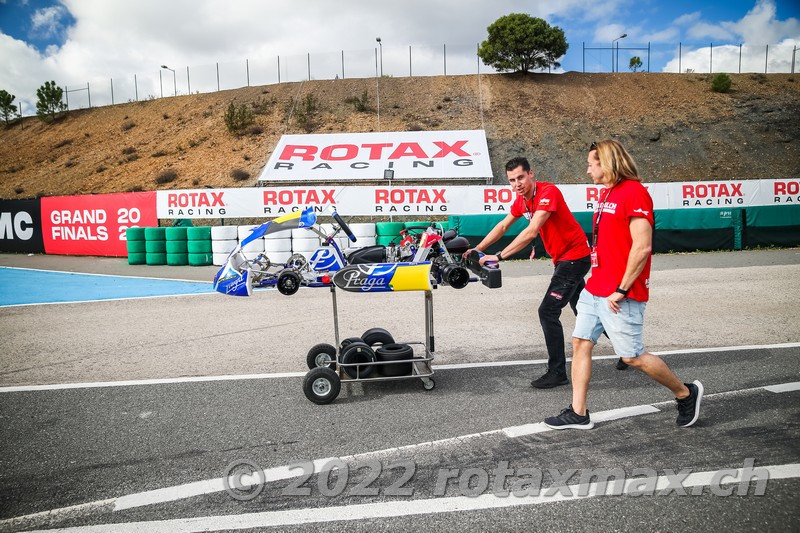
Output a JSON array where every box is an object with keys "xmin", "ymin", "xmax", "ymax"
[
  {"xmin": 464, "ymin": 157, "xmax": 591, "ymax": 388},
  {"xmin": 544, "ymin": 140, "xmax": 703, "ymax": 431}
]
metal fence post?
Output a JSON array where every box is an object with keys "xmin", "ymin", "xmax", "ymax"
[
  {"xmin": 111, "ymin": 78, "xmax": 114, "ymax": 105},
  {"xmin": 710, "ymin": 43, "xmax": 713, "ymax": 73},
  {"xmin": 216, "ymin": 62, "xmax": 220, "ymax": 91},
  {"xmin": 87, "ymin": 82, "xmax": 91, "ymax": 108},
  {"xmin": 307, "ymin": 52, "xmax": 311, "ymax": 80},
  {"xmin": 409, "ymin": 45, "xmax": 412, "ymax": 77},
  {"xmin": 277, "ymin": 56, "xmax": 281, "ymax": 83},
  {"xmin": 246, "ymin": 59, "xmax": 250, "ymax": 86},
  {"xmin": 341, "ymin": 50, "xmax": 345, "ymax": 79},
  {"xmin": 647, "ymin": 42, "xmax": 651, "ymax": 72},
  {"xmin": 159, "ymin": 70, "xmax": 163, "ymax": 98},
  {"xmin": 679, "ymin": 42, "xmax": 682, "ymax": 73},
  {"xmin": 135, "ymin": 74, "xmax": 138, "ymax": 101},
  {"xmin": 739, "ymin": 44, "xmax": 742, "ymax": 73},
  {"xmin": 443, "ymin": 44, "xmax": 446, "ymax": 75},
  {"xmin": 187, "ymin": 66, "xmax": 190, "ymax": 94},
  {"xmin": 765, "ymin": 44, "xmax": 769, "ymax": 73},
  {"xmin": 65, "ymin": 85, "xmax": 69, "ymax": 109}
]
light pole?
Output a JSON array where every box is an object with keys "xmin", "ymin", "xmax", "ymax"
[
  {"xmin": 376, "ymin": 37, "xmax": 383, "ymax": 77},
  {"xmin": 160, "ymin": 65, "xmax": 177, "ymax": 96},
  {"xmin": 611, "ymin": 34, "xmax": 627, "ymax": 72}
]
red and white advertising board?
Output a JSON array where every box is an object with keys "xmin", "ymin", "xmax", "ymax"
[
  {"xmin": 41, "ymin": 192, "xmax": 157, "ymax": 256},
  {"xmin": 156, "ymin": 179, "xmax": 796, "ymax": 219},
  {"xmin": 260, "ymin": 130, "xmax": 492, "ymax": 181}
]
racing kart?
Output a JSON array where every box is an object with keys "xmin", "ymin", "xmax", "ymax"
[{"xmin": 213, "ymin": 207, "xmax": 501, "ymax": 297}]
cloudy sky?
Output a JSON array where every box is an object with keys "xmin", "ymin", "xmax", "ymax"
[{"xmin": 0, "ymin": 0, "xmax": 798, "ymax": 114}]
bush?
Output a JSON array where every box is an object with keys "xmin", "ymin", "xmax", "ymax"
[
  {"xmin": 53, "ymin": 139, "xmax": 73, "ymax": 149},
  {"xmin": 151, "ymin": 150, "xmax": 168, "ymax": 157},
  {"xmin": 121, "ymin": 120, "xmax": 136, "ymax": 131},
  {"xmin": 230, "ymin": 168, "xmax": 250, "ymax": 181},
  {"xmin": 224, "ymin": 102, "xmax": 255, "ymax": 135},
  {"xmin": 122, "ymin": 146, "xmax": 136, "ymax": 154},
  {"xmin": 14, "ymin": 186, "xmax": 24, "ymax": 195},
  {"xmin": 711, "ymin": 73, "xmax": 732, "ymax": 93},
  {"xmin": 155, "ymin": 169, "xmax": 177, "ymax": 184},
  {"xmin": 294, "ymin": 94, "xmax": 319, "ymax": 133},
  {"xmin": 344, "ymin": 90, "xmax": 371, "ymax": 112},
  {"xmin": 35, "ymin": 81, "xmax": 66, "ymax": 122}
]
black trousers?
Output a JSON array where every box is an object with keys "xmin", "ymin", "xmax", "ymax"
[{"xmin": 538, "ymin": 255, "xmax": 591, "ymax": 377}]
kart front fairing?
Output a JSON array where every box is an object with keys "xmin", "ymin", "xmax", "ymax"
[{"xmin": 213, "ymin": 208, "xmax": 318, "ymax": 296}]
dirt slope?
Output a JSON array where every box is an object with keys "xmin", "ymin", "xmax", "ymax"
[{"xmin": 1, "ymin": 72, "xmax": 798, "ymax": 198}]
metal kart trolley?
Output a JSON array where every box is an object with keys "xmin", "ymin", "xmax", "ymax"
[{"xmin": 302, "ymin": 267, "xmax": 438, "ymax": 405}]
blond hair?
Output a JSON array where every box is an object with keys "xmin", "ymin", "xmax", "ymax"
[{"xmin": 590, "ymin": 140, "xmax": 641, "ymax": 185}]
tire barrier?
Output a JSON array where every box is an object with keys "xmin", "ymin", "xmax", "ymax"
[
  {"xmin": 212, "ymin": 239, "xmax": 237, "ymax": 254},
  {"xmin": 351, "ymin": 223, "xmax": 376, "ymax": 237},
  {"xmin": 126, "ymin": 224, "xmax": 147, "ymax": 265},
  {"xmin": 186, "ymin": 226, "xmax": 212, "ymax": 266},
  {"xmin": 211, "ymin": 225, "xmax": 238, "ymax": 241},
  {"xmin": 292, "ymin": 237, "xmax": 318, "ymax": 260},
  {"xmin": 142, "ymin": 226, "xmax": 167, "ymax": 265},
  {"xmin": 265, "ymin": 238, "xmax": 292, "ymax": 252},
  {"xmin": 165, "ymin": 225, "xmax": 189, "ymax": 266},
  {"xmin": 212, "ymin": 253, "xmax": 230, "ymax": 266},
  {"xmin": 188, "ymin": 252, "xmax": 213, "ymax": 266}
]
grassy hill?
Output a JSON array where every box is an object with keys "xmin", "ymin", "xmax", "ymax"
[{"xmin": 1, "ymin": 72, "xmax": 798, "ymax": 199}]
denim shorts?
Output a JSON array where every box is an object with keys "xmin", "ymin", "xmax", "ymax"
[{"xmin": 572, "ymin": 289, "xmax": 647, "ymax": 357}]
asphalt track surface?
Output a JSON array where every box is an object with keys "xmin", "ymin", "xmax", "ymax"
[{"xmin": 0, "ymin": 250, "xmax": 799, "ymax": 532}]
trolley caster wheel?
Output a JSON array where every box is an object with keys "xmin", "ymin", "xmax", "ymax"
[
  {"xmin": 306, "ymin": 343, "xmax": 337, "ymax": 370},
  {"xmin": 422, "ymin": 377, "xmax": 435, "ymax": 391},
  {"xmin": 303, "ymin": 367, "xmax": 341, "ymax": 404},
  {"xmin": 277, "ymin": 270, "xmax": 301, "ymax": 296}
]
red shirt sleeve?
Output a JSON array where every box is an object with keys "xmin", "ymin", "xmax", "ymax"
[
  {"xmin": 535, "ymin": 183, "xmax": 559, "ymax": 213},
  {"xmin": 623, "ymin": 184, "xmax": 655, "ymax": 226}
]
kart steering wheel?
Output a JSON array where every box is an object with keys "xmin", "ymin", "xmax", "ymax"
[{"xmin": 332, "ymin": 211, "xmax": 357, "ymax": 242}]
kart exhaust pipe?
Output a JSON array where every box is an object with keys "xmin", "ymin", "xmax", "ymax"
[{"xmin": 441, "ymin": 264, "xmax": 470, "ymax": 289}]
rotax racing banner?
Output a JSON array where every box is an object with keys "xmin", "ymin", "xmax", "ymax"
[
  {"xmin": 0, "ymin": 198, "xmax": 45, "ymax": 253},
  {"xmin": 260, "ymin": 130, "xmax": 492, "ymax": 181},
  {"xmin": 156, "ymin": 179, "xmax": 796, "ymax": 219},
  {"xmin": 41, "ymin": 192, "xmax": 157, "ymax": 256}
]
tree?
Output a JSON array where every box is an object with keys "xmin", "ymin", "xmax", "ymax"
[
  {"xmin": 711, "ymin": 73, "xmax": 732, "ymax": 93},
  {"xmin": 629, "ymin": 56, "xmax": 643, "ymax": 72},
  {"xmin": 36, "ymin": 80, "xmax": 66, "ymax": 122},
  {"xmin": 0, "ymin": 90, "xmax": 17, "ymax": 125},
  {"xmin": 478, "ymin": 13, "xmax": 568, "ymax": 73}
]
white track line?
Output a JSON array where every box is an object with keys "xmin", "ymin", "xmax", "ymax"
[
  {"xmin": 0, "ymin": 265, "xmax": 213, "ymax": 284},
  {"xmin": 3, "ymin": 378, "xmax": 796, "ymax": 527},
  {"xmin": 26, "ymin": 464, "xmax": 800, "ymax": 533},
  {"xmin": 2, "ymin": 341, "xmax": 798, "ymax": 393}
]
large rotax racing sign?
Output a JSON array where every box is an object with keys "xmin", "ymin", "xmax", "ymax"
[{"xmin": 260, "ymin": 130, "xmax": 492, "ymax": 181}]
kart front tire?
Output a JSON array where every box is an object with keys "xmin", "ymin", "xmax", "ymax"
[{"xmin": 277, "ymin": 270, "xmax": 301, "ymax": 296}]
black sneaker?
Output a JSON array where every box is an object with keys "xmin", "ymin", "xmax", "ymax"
[
  {"xmin": 676, "ymin": 380, "xmax": 704, "ymax": 427},
  {"xmin": 531, "ymin": 370, "xmax": 569, "ymax": 389},
  {"xmin": 616, "ymin": 357, "xmax": 629, "ymax": 370},
  {"xmin": 544, "ymin": 405, "xmax": 594, "ymax": 430}
]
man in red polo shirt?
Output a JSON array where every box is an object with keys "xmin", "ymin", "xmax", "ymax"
[
  {"xmin": 465, "ymin": 156, "xmax": 591, "ymax": 389},
  {"xmin": 544, "ymin": 140, "xmax": 703, "ymax": 430}
]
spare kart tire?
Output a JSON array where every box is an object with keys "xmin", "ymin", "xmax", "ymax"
[
  {"xmin": 340, "ymin": 341, "xmax": 376, "ymax": 379},
  {"xmin": 375, "ymin": 343, "xmax": 414, "ymax": 377},
  {"xmin": 339, "ymin": 337, "xmax": 364, "ymax": 352},
  {"xmin": 361, "ymin": 327, "xmax": 394, "ymax": 347}
]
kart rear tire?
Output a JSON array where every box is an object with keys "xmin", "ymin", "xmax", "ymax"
[
  {"xmin": 361, "ymin": 327, "xmax": 394, "ymax": 347},
  {"xmin": 303, "ymin": 367, "xmax": 341, "ymax": 405},
  {"xmin": 341, "ymin": 342, "xmax": 376, "ymax": 379},
  {"xmin": 277, "ymin": 270, "xmax": 301, "ymax": 296},
  {"xmin": 307, "ymin": 343, "xmax": 337, "ymax": 370},
  {"xmin": 375, "ymin": 343, "xmax": 414, "ymax": 376}
]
